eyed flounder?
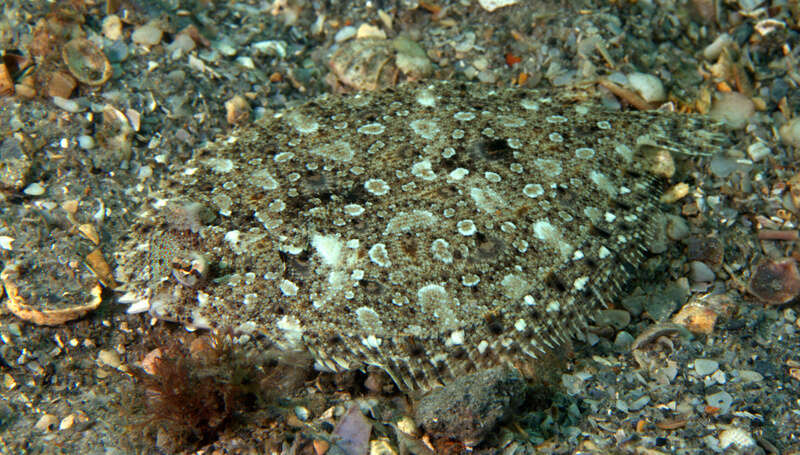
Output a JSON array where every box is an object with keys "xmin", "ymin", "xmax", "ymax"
[{"xmin": 116, "ymin": 81, "xmax": 722, "ymax": 391}]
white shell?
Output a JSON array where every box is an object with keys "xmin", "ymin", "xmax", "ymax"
[{"xmin": 719, "ymin": 427, "xmax": 756, "ymax": 449}]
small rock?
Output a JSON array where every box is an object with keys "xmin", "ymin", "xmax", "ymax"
[
  {"xmin": 225, "ymin": 95, "xmax": 251, "ymax": 125},
  {"xmin": 705, "ymin": 390, "xmax": 733, "ymax": 414},
  {"xmin": 333, "ymin": 404, "xmax": 371, "ymax": 455},
  {"xmin": 77, "ymin": 135, "xmax": 95, "ymax": 150},
  {"xmin": 46, "ymin": 71, "xmax": 77, "ymax": 99},
  {"xmin": 710, "ymin": 92, "xmax": 754, "ymax": 129},
  {"xmin": 628, "ymin": 394, "xmax": 650, "ymax": 411},
  {"xmin": 686, "ymin": 236, "xmax": 724, "ymax": 267},
  {"xmin": 736, "ymin": 370, "xmax": 764, "ymax": 383},
  {"xmin": 661, "ymin": 182, "xmax": 689, "ymax": 204},
  {"xmin": 166, "ymin": 33, "xmax": 196, "ymax": 55},
  {"xmin": 0, "ymin": 135, "xmax": 34, "ymax": 190},
  {"xmin": 613, "ymin": 331, "xmax": 635, "ymax": 350},
  {"xmin": 23, "ymin": 182, "xmax": 45, "ymax": 196},
  {"xmin": 356, "ymin": 24, "xmax": 386, "ymax": 40},
  {"xmin": 748, "ymin": 258, "xmax": 800, "ymax": 305},
  {"xmin": 393, "ymin": 36, "xmax": 432, "ymax": 81},
  {"xmin": 334, "ymin": 26, "xmax": 357, "ymax": 43},
  {"xmin": 620, "ymin": 295, "xmax": 646, "ymax": 316},
  {"xmin": 694, "ymin": 358, "xmax": 719, "ymax": 376},
  {"xmin": 98, "ymin": 349, "xmax": 121, "ymax": 368},
  {"xmin": 596, "ymin": 309, "xmax": 631, "ymax": 330},
  {"xmin": 644, "ymin": 283, "xmax": 687, "ymax": 322},
  {"xmin": 709, "ymin": 154, "xmax": 742, "ymax": 178},
  {"xmin": 703, "ymin": 33, "xmax": 732, "ymax": 60},
  {"xmin": 780, "ymin": 118, "xmax": 800, "ymax": 148},
  {"xmin": 132, "ymin": 21, "xmax": 164, "ymax": 46},
  {"xmin": 35, "ymin": 414, "xmax": 58, "ymax": 431},
  {"xmin": 747, "ymin": 141, "xmax": 771, "ymax": 162},
  {"xmin": 665, "ymin": 215, "xmax": 690, "ymax": 241},
  {"xmin": 689, "ymin": 261, "xmax": 715, "ymax": 283},
  {"xmin": 415, "ymin": 366, "xmax": 525, "ymax": 446},
  {"xmin": 102, "ymin": 15, "xmax": 123, "ymax": 41},
  {"xmin": 627, "ymin": 72, "xmax": 666, "ymax": 104},
  {"xmin": 52, "ymin": 96, "xmax": 81, "ymax": 113},
  {"xmin": 673, "ymin": 302, "xmax": 719, "ymax": 334},
  {"xmin": 710, "ymin": 369, "xmax": 726, "ymax": 385},
  {"xmin": 59, "ymin": 414, "xmax": 75, "ymax": 431}
]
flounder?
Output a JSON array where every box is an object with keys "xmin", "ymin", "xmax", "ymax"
[{"xmin": 116, "ymin": 81, "xmax": 722, "ymax": 391}]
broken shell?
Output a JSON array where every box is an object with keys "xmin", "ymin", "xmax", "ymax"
[
  {"xmin": 85, "ymin": 248, "xmax": 119, "ymax": 289},
  {"xmin": 672, "ymin": 301, "xmax": 719, "ymax": 334},
  {"xmin": 748, "ymin": 258, "xmax": 800, "ymax": 305},
  {"xmin": 77, "ymin": 223, "xmax": 100, "ymax": 245},
  {"xmin": 1, "ymin": 264, "xmax": 102, "ymax": 326},
  {"xmin": 98, "ymin": 104, "xmax": 133, "ymax": 153},
  {"xmin": 329, "ymin": 38, "xmax": 398, "ymax": 91},
  {"xmin": 0, "ymin": 63, "xmax": 13, "ymax": 96},
  {"xmin": 46, "ymin": 70, "xmax": 77, "ymax": 99},
  {"xmin": 62, "ymin": 38, "xmax": 113, "ymax": 86}
]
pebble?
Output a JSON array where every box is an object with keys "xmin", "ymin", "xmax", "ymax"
[
  {"xmin": 746, "ymin": 141, "xmax": 771, "ymax": 161},
  {"xmin": 334, "ymin": 26, "xmax": 357, "ymax": 43},
  {"xmin": 709, "ymin": 369, "xmax": 726, "ymax": 385},
  {"xmin": 686, "ymin": 236, "xmax": 724, "ymax": 267},
  {"xmin": 705, "ymin": 390, "xmax": 733, "ymax": 414},
  {"xmin": 98, "ymin": 349, "xmax": 122, "ymax": 368},
  {"xmin": 779, "ymin": 117, "xmax": 800, "ymax": 148},
  {"xmin": 614, "ymin": 331, "xmax": 635, "ymax": 350},
  {"xmin": 52, "ymin": 96, "xmax": 82, "ymax": 113},
  {"xmin": 132, "ymin": 21, "xmax": 164, "ymax": 46},
  {"xmin": 0, "ymin": 135, "xmax": 33, "ymax": 190},
  {"xmin": 59, "ymin": 414, "xmax": 75, "ymax": 430},
  {"xmin": 703, "ymin": 33, "xmax": 733, "ymax": 60},
  {"xmin": 102, "ymin": 15, "xmax": 123, "ymax": 41},
  {"xmin": 644, "ymin": 283, "xmax": 687, "ymax": 322},
  {"xmin": 77, "ymin": 135, "xmax": 95, "ymax": 150},
  {"xmin": 415, "ymin": 366, "xmax": 525, "ymax": 446},
  {"xmin": 22, "ymin": 182, "xmax": 45, "ymax": 196},
  {"xmin": 35, "ymin": 414, "xmax": 58, "ymax": 431},
  {"xmin": 673, "ymin": 302, "xmax": 719, "ymax": 335},
  {"xmin": 665, "ymin": 215, "xmax": 690, "ymax": 241},
  {"xmin": 166, "ymin": 33, "xmax": 196, "ymax": 55},
  {"xmin": 689, "ymin": 261, "xmax": 715, "ymax": 283},
  {"xmin": 393, "ymin": 36, "xmax": 432, "ymax": 80},
  {"xmin": 252, "ymin": 40, "xmax": 287, "ymax": 58},
  {"xmin": 736, "ymin": 369, "xmax": 764, "ymax": 383},
  {"xmin": 596, "ymin": 309, "xmax": 631, "ymax": 330},
  {"xmin": 694, "ymin": 359, "xmax": 719, "ymax": 377},
  {"xmin": 709, "ymin": 92, "xmax": 755, "ymax": 129},
  {"xmin": 709, "ymin": 154, "xmax": 742, "ymax": 178},
  {"xmin": 627, "ymin": 394, "xmax": 650, "ymax": 411},
  {"xmin": 660, "ymin": 182, "xmax": 689, "ymax": 203},
  {"xmin": 225, "ymin": 95, "xmax": 251, "ymax": 125},
  {"xmin": 627, "ymin": 72, "xmax": 666, "ymax": 104},
  {"xmin": 748, "ymin": 258, "xmax": 800, "ymax": 305},
  {"xmin": 356, "ymin": 24, "xmax": 386, "ymax": 40}
]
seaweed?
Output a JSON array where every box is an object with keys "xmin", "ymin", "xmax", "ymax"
[{"xmin": 123, "ymin": 331, "xmax": 309, "ymax": 452}]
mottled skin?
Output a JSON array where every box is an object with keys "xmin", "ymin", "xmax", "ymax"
[{"xmin": 116, "ymin": 81, "xmax": 722, "ymax": 391}]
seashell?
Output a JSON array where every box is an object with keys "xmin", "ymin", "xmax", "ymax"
[
  {"xmin": 85, "ymin": 248, "xmax": 119, "ymax": 289},
  {"xmin": 719, "ymin": 427, "xmax": 755, "ymax": 449},
  {"xmin": 62, "ymin": 38, "xmax": 112, "ymax": 86},
  {"xmin": 1, "ymin": 264, "xmax": 102, "ymax": 326},
  {"xmin": 329, "ymin": 38, "xmax": 398, "ymax": 91}
]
